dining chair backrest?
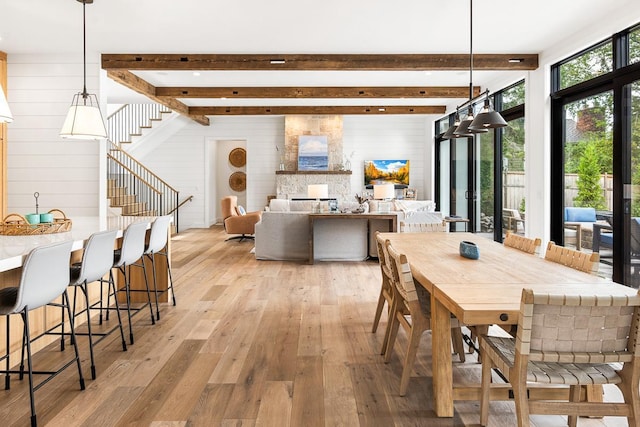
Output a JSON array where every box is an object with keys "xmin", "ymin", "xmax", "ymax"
[
  {"xmin": 631, "ymin": 217, "xmax": 640, "ymax": 256},
  {"xmin": 516, "ymin": 288, "xmax": 640, "ymax": 362},
  {"xmin": 12, "ymin": 240, "xmax": 73, "ymax": 313},
  {"xmin": 385, "ymin": 240, "xmax": 418, "ymax": 303},
  {"xmin": 400, "ymin": 221, "xmax": 447, "ymax": 233},
  {"xmin": 544, "ymin": 241, "xmax": 599, "ymax": 274},
  {"xmin": 503, "ymin": 232, "xmax": 541, "ymax": 255},
  {"xmin": 77, "ymin": 230, "xmax": 119, "ymax": 284},
  {"xmin": 115, "ymin": 221, "xmax": 149, "ymax": 268},
  {"xmin": 145, "ymin": 215, "xmax": 172, "ymax": 255},
  {"xmin": 375, "ymin": 231, "xmax": 392, "ymax": 278}
]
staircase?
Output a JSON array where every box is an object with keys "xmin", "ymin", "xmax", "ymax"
[
  {"xmin": 108, "ymin": 103, "xmax": 172, "ymax": 145},
  {"xmin": 107, "ymin": 103, "xmax": 190, "ymax": 232}
]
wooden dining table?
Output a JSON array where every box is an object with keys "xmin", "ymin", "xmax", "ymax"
[{"xmin": 380, "ymin": 231, "xmax": 639, "ymax": 418}]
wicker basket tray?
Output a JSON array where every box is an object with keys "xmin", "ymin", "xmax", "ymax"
[{"xmin": 0, "ymin": 209, "xmax": 72, "ymax": 235}]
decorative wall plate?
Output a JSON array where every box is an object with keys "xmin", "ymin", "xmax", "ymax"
[
  {"xmin": 229, "ymin": 171, "xmax": 246, "ymax": 192},
  {"xmin": 229, "ymin": 147, "xmax": 246, "ymax": 167}
]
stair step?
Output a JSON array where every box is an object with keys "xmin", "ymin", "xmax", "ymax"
[
  {"xmin": 109, "ymin": 194, "xmax": 137, "ymax": 205},
  {"xmin": 121, "ymin": 202, "xmax": 147, "ymax": 215},
  {"xmin": 108, "ymin": 187, "xmax": 128, "ymax": 198},
  {"xmin": 123, "ymin": 210, "xmax": 157, "ymax": 217}
]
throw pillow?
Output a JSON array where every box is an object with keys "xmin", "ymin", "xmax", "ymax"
[{"xmin": 236, "ymin": 205, "xmax": 246, "ymax": 215}]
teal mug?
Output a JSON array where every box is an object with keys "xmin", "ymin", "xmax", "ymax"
[
  {"xmin": 25, "ymin": 213, "xmax": 40, "ymax": 224},
  {"xmin": 40, "ymin": 213, "xmax": 54, "ymax": 223}
]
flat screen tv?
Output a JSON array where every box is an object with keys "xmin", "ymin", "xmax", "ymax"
[{"xmin": 364, "ymin": 160, "xmax": 410, "ymax": 188}]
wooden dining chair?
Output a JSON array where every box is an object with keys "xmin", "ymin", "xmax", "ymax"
[
  {"xmin": 480, "ymin": 288, "xmax": 640, "ymax": 427},
  {"xmin": 372, "ymin": 232, "xmax": 394, "ymax": 355},
  {"xmin": 503, "ymin": 232, "xmax": 542, "ymax": 255},
  {"xmin": 544, "ymin": 241, "xmax": 599, "ymax": 274},
  {"xmin": 383, "ymin": 240, "xmax": 466, "ymax": 396},
  {"xmin": 399, "ymin": 221, "xmax": 447, "ymax": 233}
]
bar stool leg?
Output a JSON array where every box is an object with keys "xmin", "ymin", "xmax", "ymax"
[
  {"xmin": 4, "ymin": 316, "xmax": 10, "ymax": 390},
  {"xmin": 79, "ymin": 281, "xmax": 97, "ymax": 380},
  {"xmin": 148, "ymin": 254, "xmax": 161, "ymax": 321},
  {"xmin": 20, "ymin": 311, "xmax": 37, "ymax": 427},
  {"xmin": 163, "ymin": 250, "xmax": 176, "ymax": 306},
  {"xmin": 104, "ymin": 275, "xmax": 127, "ymax": 352},
  {"xmin": 140, "ymin": 258, "xmax": 157, "ymax": 324},
  {"xmin": 63, "ymin": 290, "xmax": 85, "ymax": 392},
  {"xmin": 120, "ymin": 267, "xmax": 135, "ymax": 345}
]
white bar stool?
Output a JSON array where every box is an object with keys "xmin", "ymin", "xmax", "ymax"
[
  {"xmin": 109, "ymin": 220, "xmax": 154, "ymax": 345},
  {"xmin": 0, "ymin": 241, "xmax": 84, "ymax": 427},
  {"xmin": 66, "ymin": 229, "xmax": 126, "ymax": 380},
  {"xmin": 143, "ymin": 215, "xmax": 176, "ymax": 321}
]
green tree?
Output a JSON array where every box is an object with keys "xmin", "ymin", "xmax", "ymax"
[{"xmin": 574, "ymin": 143, "xmax": 606, "ymax": 209}]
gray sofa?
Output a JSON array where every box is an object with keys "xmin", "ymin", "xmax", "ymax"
[
  {"xmin": 254, "ymin": 211, "xmax": 368, "ymax": 261},
  {"xmin": 254, "ymin": 199, "xmax": 444, "ymax": 261}
]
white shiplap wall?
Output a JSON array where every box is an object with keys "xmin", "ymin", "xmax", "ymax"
[
  {"xmin": 137, "ymin": 115, "xmax": 433, "ymax": 230},
  {"xmin": 6, "ymin": 54, "xmax": 104, "ymax": 217}
]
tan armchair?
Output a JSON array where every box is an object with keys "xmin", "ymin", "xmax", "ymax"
[{"xmin": 220, "ymin": 196, "xmax": 262, "ymax": 242}]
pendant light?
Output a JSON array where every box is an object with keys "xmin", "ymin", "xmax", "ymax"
[
  {"xmin": 0, "ymin": 84, "xmax": 13, "ymax": 123},
  {"xmin": 453, "ymin": 0, "xmax": 487, "ymax": 138},
  {"xmin": 60, "ymin": 0, "xmax": 107, "ymax": 140},
  {"xmin": 469, "ymin": 92, "xmax": 508, "ymax": 130},
  {"xmin": 444, "ymin": 0, "xmax": 509, "ymax": 138},
  {"xmin": 441, "ymin": 109, "xmax": 460, "ymax": 140}
]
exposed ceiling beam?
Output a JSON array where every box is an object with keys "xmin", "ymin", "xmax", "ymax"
[
  {"xmin": 156, "ymin": 86, "xmax": 481, "ymax": 99},
  {"xmin": 188, "ymin": 106, "xmax": 446, "ymax": 116},
  {"xmin": 106, "ymin": 70, "xmax": 210, "ymax": 125},
  {"xmin": 102, "ymin": 53, "xmax": 538, "ymax": 71}
]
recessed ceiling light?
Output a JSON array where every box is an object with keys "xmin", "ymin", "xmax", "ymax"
[
  {"xmin": 378, "ymin": 108, "xmax": 386, "ymax": 112},
  {"xmin": 270, "ymin": 59, "xmax": 286, "ymax": 64},
  {"xmin": 508, "ymin": 58, "xmax": 524, "ymax": 63},
  {"xmin": 193, "ymin": 72, "xmax": 201, "ymax": 76}
]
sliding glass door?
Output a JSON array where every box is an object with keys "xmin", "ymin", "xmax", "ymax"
[
  {"xmin": 437, "ymin": 136, "xmax": 473, "ymax": 232},
  {"xmin": 624, "ymin": 79, "xmax": 640, "ymax": 287}
]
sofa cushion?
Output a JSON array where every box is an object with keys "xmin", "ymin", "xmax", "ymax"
[
  {"xmin": 394, "ymin": 200, "xmax": 436, "ymax": 213},
  {"xmin": 236, "ymin": 205, "xmax": 246, "ymax": 215},
  {"xmin": 565, "ymin": 207, "xmax": 596, "ymax": 222},
  {"xmin": 269, "ymin": 199, "xmax": 290, "ymax": 212}
]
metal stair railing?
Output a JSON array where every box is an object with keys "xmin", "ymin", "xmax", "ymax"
[
  {"xmin": 107, "ymin": 103, "xmax": 172, "ymax": 145},
  {"xmin": 107, "ymin": 140, "xmax": 182, "ymax": 231}
]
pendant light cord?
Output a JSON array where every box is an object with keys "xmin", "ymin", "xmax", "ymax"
[
  {"xmin": 82, "ymin": 0, "xmax": 87, "ymax": 100},
  {"xmin": 469, "ymin": 0, "xmax": 473, "ymax": 101}
]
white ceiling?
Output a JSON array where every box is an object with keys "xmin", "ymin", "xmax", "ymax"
[{"xmin": 1, "ymin": 0, "xmax": 639, "ymax": 110}]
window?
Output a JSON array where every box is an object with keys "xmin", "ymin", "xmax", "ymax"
[
  {"xmin": 559, "ymin": 42, "xmax": 613, "ymax": 90},
  {"xmin": 501, "ymin": 82, "xmax": 525, "ymax": 111},
  {"xmin": 551, "ymin": 20, "xmax": 640, "ymax": 286},
  {"xmin": 630, "ymin": 25, "xmax": 640, "ymax": 65}
]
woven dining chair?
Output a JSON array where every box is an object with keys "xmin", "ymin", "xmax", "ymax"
[
  {"xmin": 503, "ymin": 231, "xmax": 542, "ymax": 255},
  {"xmin": 399, "ymin": 221, "xmax": 447, "ymax": 233},
  {"xmin": 372, "ymin": 232, "xmax": 395, "ymax": 355},
  {"xmin": 383, "ymin": 240, "xmax": 466, "ymax": 396},
  {"xmin": 480, "ymin": 288, "xmax": 640, "ymax": 427},
  {"xmin": 544, "ymin": 241, "xmax": 600, "ymax": 274}
]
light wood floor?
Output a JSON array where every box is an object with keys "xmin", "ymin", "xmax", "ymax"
[{"xmin": 0, "ymin": 226, "xmax": 630, "ymax": 426}]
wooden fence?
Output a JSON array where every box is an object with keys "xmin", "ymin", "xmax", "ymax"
[{"xmin": 502, "ymin": 172, "xmax": 613, "ymax": 211}]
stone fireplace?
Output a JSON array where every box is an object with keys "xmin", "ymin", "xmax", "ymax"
[
  {"xmin": 277, "ymin": 115, "xmax": 352, "ymax": 202},
  {"xmin": 275, "ymin": 171, "xmax": 352, "ymax": 202}
]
